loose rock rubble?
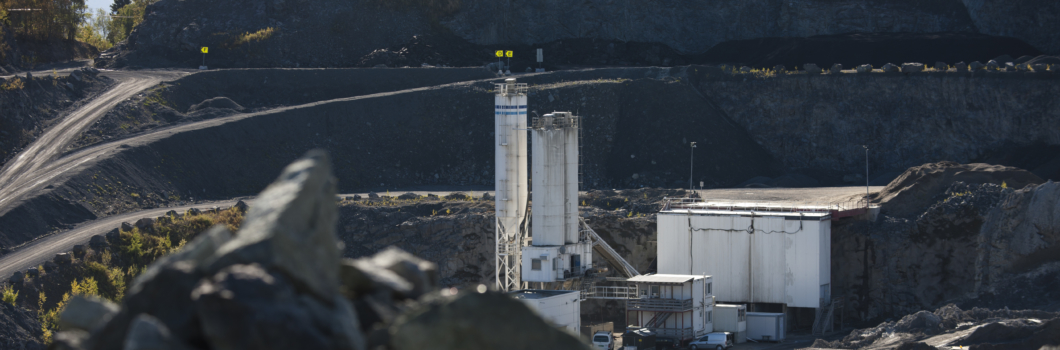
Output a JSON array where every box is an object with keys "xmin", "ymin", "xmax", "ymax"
[{"xmin": 46, "ymin": 150, "xmax": 588, "ymax": 350}]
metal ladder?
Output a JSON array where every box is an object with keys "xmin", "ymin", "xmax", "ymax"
[{"xmin": 581, "ymin": 218, "xmax": 640, "ymax": 278}]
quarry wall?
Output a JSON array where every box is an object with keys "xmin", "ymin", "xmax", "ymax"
[
  {"xmin": 690, "ymin": 67, "xmax": 1060, "ymax": 182},
  {"xmin": 106, "ymin": 0, "xmax": 1058, "ymax": 68}
]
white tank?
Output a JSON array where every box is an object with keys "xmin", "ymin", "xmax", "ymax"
[
  {"xmin": 495, "ymin": 79, "xmax": 528, "ymax": 240},
  {"xmin": 531, "ymin": 112, "xmax": 580, "ymax": 246}
]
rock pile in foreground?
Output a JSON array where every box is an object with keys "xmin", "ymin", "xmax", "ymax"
[
  {"xmin": 811, "ymin": 304, "xmax": 1060, "ymax": 350},
  {"xmin": 49, "ymin": 150, "xmax": 589, "ymax": 350}
]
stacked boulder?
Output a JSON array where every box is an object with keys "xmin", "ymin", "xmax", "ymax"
[
  {"xmin": 49, "ymin": 150, "xmax": 589, "ymax": 350},
  {"xmin": 803, "ymin": 63, "xmax": 822, "ymax": 74}
]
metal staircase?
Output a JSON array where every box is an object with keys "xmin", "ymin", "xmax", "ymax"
[
  {"xmin": 812, "ymin": 298, "xmax": 842, "ymax": 335},
  {"xmin": 644, "ymin": 312, "xmax": 673, "ymax": 328}
]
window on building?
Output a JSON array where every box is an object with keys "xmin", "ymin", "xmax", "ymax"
[
  {"xmin": 708, "ymin": 311, "xmax": 712, "ymax": 323},
  {"xmin": 650, "ymin": 285, "xmax": 660, "ymax": 298},
  {"xmin": 553, "ymin": 258, "xmax": 559, "ymax": 270},
  {"xmin": 531, "ymin": 259, "xmax": 542, "ymax": 271},
  {"xmin": 738, "ymin": 309, "xmax": 745, "ymax": 321},
  {"xmin": 707, "ymin": 282, "xmax": 712, "ymax": 294}
]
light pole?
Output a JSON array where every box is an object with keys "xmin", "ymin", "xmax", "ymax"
[
  {"xmin": 690, "ymin": 142, "xmax": 697, "ymax": 196},
  {"xmin": 862, "ymin": 145, "xmax": 869, "ymax": 201}
]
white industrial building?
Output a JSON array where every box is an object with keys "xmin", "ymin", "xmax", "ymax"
[
  {"xmin": 624, "ymin": 274, "xmax": 714, "ymax": 343},
  {"xmin": 656, "ymin": 207, "xmax": 831, "ymax": 309},
  {"xmin": 714, "ymin": 304, "xmax": 747, "ymax": 343},
  {"xmin": 509, "ymin": 289, "xmax": 582, "ymax": 334}
]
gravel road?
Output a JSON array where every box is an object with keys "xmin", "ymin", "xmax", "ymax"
[
  {"xmin": 0, "ymin": 70, "xmax": 191, "ymax": 214},
  {"xmin": 0, "ymin": 199, "xmax": 240, "ymax": 280}
]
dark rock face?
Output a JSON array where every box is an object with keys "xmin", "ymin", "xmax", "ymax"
[
  {"xmin": 963, "ymin": 0, "xmax": 1060, "ymax": 54},
  {"xmin": 102, "ymin": 0, "xmax": 1057, "ymax": 68},
  {"xmin": 391, "ymin": 291, "xmax": 590, "ymax": 350},
  {"xmin": 0, "ymin": 302, "xmax": 44, "ymax": 350}
]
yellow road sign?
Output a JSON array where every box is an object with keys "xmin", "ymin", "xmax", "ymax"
[
  {"xmin": 505, "ymin": 50, "xmax": 513, "ymax": 58},
  {"xmin": 495, "ymin": 50, "xmax": 503, "ymax": 58},
  {"xmin": 201, "ymin": 47, "xmax": 208, "ymax": 54}
]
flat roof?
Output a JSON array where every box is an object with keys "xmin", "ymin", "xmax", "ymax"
[
  {"xmin": 507, "ymin": 289, "xmax": 580, "ymax": 300},
  {"xmin": 626, "ymin": 274, "xmax": 707, "ymax": 284},
  {"xmin": 659, "ymin": 208, "xmax": 831, "ymax": 219}
]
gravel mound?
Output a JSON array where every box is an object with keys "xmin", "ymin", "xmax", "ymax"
[
  {"xmin": 875, "ymin": 161, "xmax": 1043, "ymax": 217},
  {"xmin": 188, "ymin": 97, "xmax": 244, "ymax": 112}
]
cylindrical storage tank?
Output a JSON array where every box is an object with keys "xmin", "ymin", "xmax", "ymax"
[
  {"xmin": 563, "ymin": 113, "xmax": 579, "ymax": 244},
  {"xmin": 531, "ymin": 112, "xmax": 580, "ymax": 246},
  {"xmin": 495, "ymin": 79, "xmax": 528, "ymax": 239}
]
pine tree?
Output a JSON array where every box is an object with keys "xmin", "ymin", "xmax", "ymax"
[{"xmin": 110, "ymin": 0, "xmax": 131, "ymax": 14}]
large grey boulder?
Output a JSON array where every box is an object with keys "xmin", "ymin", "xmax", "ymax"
[
  {"xmin": 829, "ymin": 63, "xmax": 842, "ymax": 74},
  {"xmin": 935, "ymin": 61, "xmax": 947, "ymax": 70},
  {"xmin": 856, "ymin": 64, "xmax": 872, "ymax": 74},
  {"xmin": 773, "ymin": 64, "xmax": 786, "ymax": 73},
  {"xmin": 207, "ymin": 149, "xmax": 342, "ymax": 300},
  {"xmin": 955, "ymin": 61, "xmax": 968, "ymax": 71},
  {"xmin": 970, "ymin": 61, "xmax": 985, "ymax": 71},
  {"xmin": 882, "ymin": 63, "xmax": 899, "ymax": 73},
  {"xmin": 192, "ymin": 263, "xmax": 364, "ymax": 350},
  {"xmin": 901, "ymin": 62, "xmax": 924, "ymax": 73},
  {"xmin": 58, "ymin": 296, "xmax": 119, "ymax": 332},
  {"xmin": 390, "ymin": 290, "xmax": 591, "ymax": 350},
  {"xmin": 986, "ymin": 60, "xmax": 999, "ymax": 70},
  {"xmin": 802, "ymin": 63, "xmax": 821, "ymax": 74},
  {"xmin": 124, "ymin": 314, "xmax": 193, "ymax": 350}
]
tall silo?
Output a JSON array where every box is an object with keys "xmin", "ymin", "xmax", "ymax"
[
  {"xmin": 494, "ymin": 78, "xmax": 529, "ymax": 291},
  {"xmin": 530, "ymin": 112, "xmax": 580, "ymax": 245},
  {"xmin": 522, "ymin": 111, "xmax": 593, "ymax": 283}
]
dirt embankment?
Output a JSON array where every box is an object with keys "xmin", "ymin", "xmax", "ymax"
[{"xmin": 0, "ymin": 68, "xmax": 114, "ymax": 167}]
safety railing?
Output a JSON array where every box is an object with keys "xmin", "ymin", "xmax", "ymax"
[{"xmin": 627, "ymin": 298, "xmax": 694, "ymax": 312}]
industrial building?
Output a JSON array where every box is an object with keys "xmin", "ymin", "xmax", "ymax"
[
  {"xmin": 509, "ymin": 289, "xmax": 582, "ymax": 334},
  {"xmin": 624, "ymin": 274, "xmax": 714, "ymax": 342},
  {"xmin": 656, "ymin": 199, "xmax": 869, "ymax": 334}
]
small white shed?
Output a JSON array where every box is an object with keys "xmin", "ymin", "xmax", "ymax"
[
  {"xmin": 508, "ymin": 289, "xmax": 582, "ymax": 334},
  {"xmin": 714, "ymin": 304, "xmax": 747, "ymax": 343},
  {"xmin": 746, "ymin": 312, "xmax": 785, "ymax": 342}
]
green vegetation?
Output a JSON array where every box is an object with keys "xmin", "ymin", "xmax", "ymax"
[
  {"xmin": 2, "ymin": 77, "xmax": 26, "ymax": 91},
  {"xmin": 2, "ymin": 284, "xmax": 18, "ymax": 305},
  {"xmin": 230, "ymin": 27, "xmax": 277, "ymax": 47}
]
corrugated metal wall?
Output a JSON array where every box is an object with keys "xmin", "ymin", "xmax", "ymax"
[{"xmin": 658, "ymin": 212, "xmax": 828, "ymax": 308}]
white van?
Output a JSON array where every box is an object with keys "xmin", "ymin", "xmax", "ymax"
[
  {"xmin": 687, "ymin": 332, "xmax": 733, "ymax": 350},
  {"xmin": 592, "ymin": 331, "xmax": 614, "ymax": 350}
]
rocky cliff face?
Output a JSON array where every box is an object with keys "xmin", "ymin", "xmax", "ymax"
[
  {"xmin": 975, "ymin": 181, "xmax": 1060, "ymax": 295},
  {"xmin": 962, "ymin": 0, "xmax": 1060, "ymax": 54},
  {"xmin": 691, "ymin": 68, "xmax": 1060, "ymax": 181},
  {"xmin": 446, "ymin": 0, "xmax": 976, "ymax": 54},
  {"xmin": 832, "ymin": 180, "xmax": 1060, "ymax": 322},
  {"xmin": 101, "ymin": 0, "xmax": 1058, "ymax": 68}
]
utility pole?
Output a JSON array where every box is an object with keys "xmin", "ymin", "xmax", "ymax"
[
  {"xmin": 862, "ymin": 145, "xmax": 869, "ymax": 201},
  {"xmin": 690, "ymin": 141, "xmax": 697, "ymax": 196}
]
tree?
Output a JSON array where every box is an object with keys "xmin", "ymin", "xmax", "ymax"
[{"xmin": 110, "ymin": 0, "xmax": 130, "ymax": 14}]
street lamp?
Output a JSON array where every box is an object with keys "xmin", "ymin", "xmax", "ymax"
[
  {"xmin": 862, "ymin": 145, "xmax": 869, "ymax": 201},
  {"xmin": 689, "ymin": 142, "xmax": 697, "ymax": 196}
]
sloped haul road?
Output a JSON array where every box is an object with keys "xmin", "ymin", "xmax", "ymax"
[
  {"xmin": 0, "ymin": 69, "xmax": 191, "ymax": 278},
  {"xmin": 0, "ymin": 70, "xmax": 191, "ymax": 214},
  {"xmin": 0, "ymin": 70, "xmax": 509, "ymax": 279}
]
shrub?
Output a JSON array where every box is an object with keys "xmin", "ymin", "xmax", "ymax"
[{"xmin": 2, "ymin": 285, "xmax": 17, "ymax": 305}]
